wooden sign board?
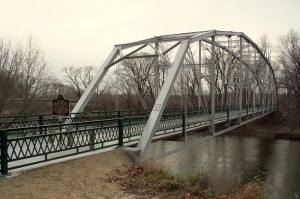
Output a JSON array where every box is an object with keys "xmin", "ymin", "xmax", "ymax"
[{"xmin": 52, "ymin": 94, "xmax": 70, "ymax": 117}]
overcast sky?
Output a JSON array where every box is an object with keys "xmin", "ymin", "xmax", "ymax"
[{"xmin": 1, "ymin": 0, "xmax": 299, "ymax": 71}]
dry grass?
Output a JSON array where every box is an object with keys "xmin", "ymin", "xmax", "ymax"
[
  {"xmin": 232, "ymin": 177, "xmax": 263, "ymax": 199},
  {"xmin": 112, "ymin": 163, "xmax": 224, "ymax": 198},
  {"xmin": 111, "ymin": 163, "xmax": 264, "ymax": 199}
]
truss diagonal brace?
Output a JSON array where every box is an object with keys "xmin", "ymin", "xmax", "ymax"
[
  {"xmin": 148, "ymin": 44, "xmax": 171, "ymax": 64},
  {"xmin": 71, "ymin": 47, "xmax": 120, "ymax": 115},
  {"xmin": 136, "ymin": 40, "xmax": 189, "ymax": 161}
]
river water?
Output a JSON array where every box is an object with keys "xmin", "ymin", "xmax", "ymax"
[{"xmin": 147, "ymin": 132, "xmax": 300, "ymax": 198}]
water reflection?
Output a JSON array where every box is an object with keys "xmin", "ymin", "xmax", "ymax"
[{"xmin": 147, "ymin": 133, "xmax": 300, "ymax": 198}]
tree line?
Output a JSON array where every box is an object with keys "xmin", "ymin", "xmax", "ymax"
[{"xmin": 0, "ymin": 36, "xmax": 52, "ymax": 114}]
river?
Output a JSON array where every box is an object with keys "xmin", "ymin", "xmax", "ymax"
[{"xmin": 147, "ymin": 132, "xmax": 300, "ymax": 198}]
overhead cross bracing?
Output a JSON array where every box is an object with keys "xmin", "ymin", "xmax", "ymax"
[{"xmin": 71, "ymin": 30, "xmax": 278, "ymax": 161}]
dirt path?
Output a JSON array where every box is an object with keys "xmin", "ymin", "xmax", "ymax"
[{"xmin": 0, "ymin": 149, "xmax": 137, "ymax": 199}]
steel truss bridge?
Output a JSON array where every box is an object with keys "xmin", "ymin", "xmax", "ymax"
[{"xmin": 0, "ymin": 30, "xmax": 277, "ymax": 174}]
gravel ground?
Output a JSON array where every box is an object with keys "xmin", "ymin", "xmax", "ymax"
[{"xmin": 0, "ymin": 149, "xmax": 137, "ymax": 199}]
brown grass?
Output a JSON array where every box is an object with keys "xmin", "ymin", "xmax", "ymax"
[{"xmin": 231, "ymin": 177, "xmax": 263, "ymax": 199}]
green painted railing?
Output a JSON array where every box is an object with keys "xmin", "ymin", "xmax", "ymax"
[
  {"xmin": 0, "ymin": 109, "xmax": 149, "ymax": 130},
  {"xmin": 0, "ymin": 106, "xmax": 276, "ymax": 175}
]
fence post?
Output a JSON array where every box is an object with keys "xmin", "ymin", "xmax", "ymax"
[
  {"xmin": 118, "ymin": 118, "xmax": 124, "ymax": 146},
  {"xmin": 68, "ymin": 125, "xmax": 74, "ymax": 147},
  {"xmin": 182, "ymin": 112, "xmax": 186, "ymax": 136},
  {"xmin": 227, "ymin": 108, "xmax": 230, "ymax": 127},
  {"xmin": 1, "ymin": 130, "xmax": 9, "ymax": 176},
  {"xmin": 38, "ymin": 114, "xmax": 44, "ymax": 134}
]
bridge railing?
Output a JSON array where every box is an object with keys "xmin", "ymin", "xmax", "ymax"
[
  {"xmin": 0, "ymin": 105, "xmax": 268, "ymax": 130},
  {"xmin": 0, "ymin": 106, "xmax": 275, "ymax": 175},
  {"xmin": 0, "ymin": 109, "xmax": 149, "ymax": 130}
]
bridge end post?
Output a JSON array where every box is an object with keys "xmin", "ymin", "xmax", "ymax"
[{"xmin": 135, "ymin": 40, "xmax": 189, "ymax": 161}]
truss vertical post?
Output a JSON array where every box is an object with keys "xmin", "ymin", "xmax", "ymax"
[
  {"xmin": 253, "ymin": 82, "xmax": 256, "ymax": 118},
  {"xmin": 115, "ymin": 58, "xmax": 119, "ymax": 112},
  {"xmin": 155, "ymin": 43, "xmax": 159, "ymax": 100},
  {"xmin": 71, "ymin": 47, "xmax": 120, "ymax": 115},
  {"xmin": 210, "ymin": 35, "xmax": 216, "ymax": 135},
  {"xmin": 198, "ymin": 41, "xmax": 202, "ymax": 111},
  {"xmin": 221, "ymin": 49, "xmax": 224, "ymax": 109},
  {"xmin": 184, "ymin": 60, "xmax": 188, "ymax": 115},
  {"xmin": 136, "ymin": 40, "xmax": 189, "ymax": 160},
  {"xmin": 180, "ymin": 67, "xmax": 184, "ymax": 108},
  {"xmin": 227, "ymin": 36, "xmax": 232, "ymax": 127},
  {"xmin": 262, "ymin": 68, "xmax": 266, "ymax": 113},
  {"xmin": 272, "ymin": 89, "xmax": 276, "ymax": 111},
  {"xmin": 238, "ymin": 36, "xmax": 243, "ymax": 124},
  {"xmin": 253, "ymin": 51, "xmax": 256, "ymax": 117},
  {"xmin": 246, "ymin": 44, "xmax": 250, "ymax": 116}
]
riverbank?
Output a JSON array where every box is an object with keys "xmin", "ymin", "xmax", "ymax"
[
  {"xmin": 228, "ymin": 110, "xmax": 300, "ymax": 140},
  {"xmin": 0, "ymin": 149, "xmax": 263, "ymax": 199}
]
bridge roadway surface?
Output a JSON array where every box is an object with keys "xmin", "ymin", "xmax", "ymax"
[{"xmin": 1, "ymin": 107, "xmax": 274, "ymax": 174}]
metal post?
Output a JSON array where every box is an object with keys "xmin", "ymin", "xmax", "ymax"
[
  {"xmin": 198, "ymin": 41, "xmax": 202, "ymax": 110},
  {"xmin": 253, "ymin": 83, "xmax": 256, "ymax": 118},
  {"xmin": 71, "ymin": 47, "xmax": 120, "ymax": 115},
  {"xmin": 115, "ymin": 60, "xmax": 119, "ymax": 112},
  {"xmin": 246, "ymin": 44, "xmax": 250, "ymax": 117},
  {"xmin": 182, "ymin": 112, "xmax": 186, "ymax": 136},
  {"xmin": 184, "ymin": 61, "xmax": 188, "ymax": 129},
  {"xmin": 227, "ymin": 108, "xmax": 230, "ymax": 127},
  {"xmin": 227, "ymin": 36, "xmax": 232, "ymax": 123},
  {"xmin": 118, "ymin": 118, "xmax": 124, "ymax": 147},
  {"xmin": 1, "ymin": 130, "xmax": 9, "ymax": 175},
  {"xmin": 180, "ymin": 69, "xmax": 184, "ymax": 109},
  {"xmin": 210, "ymin": 35, "xmax": 216, "ymax": 135},
  {"xmin": 253, "ymin": 51, "xmax": 256, "ymax": 117},
  {"xmin": 136, "ymin": 40, "xmax": 189, "ymax": 160},
  {"xmin": 155, "ymin": 43, "xmax": 159, "ymax": 100},
  {"xmin": 68, "ymin": 125, "xmax": 74, "ymax": 147},
  {"xmin": 38, "ymin": 115, "xmax": 44, "ymax": 134},
  {"xmin": 238, "ymin": 36, "xmax": 243, "ymax": 124},
  {"xmin": 272, "ymin": 89, "xmax": 275, "ymax": 111},
  {"xmin": 221, "ymin": 49, "xmax": 224, "ymax": 109}
]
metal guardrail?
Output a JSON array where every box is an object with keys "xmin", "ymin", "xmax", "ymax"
[
  {"xmin": 0, "ymin": 106, "xmax": 276, "ymax": 175},
  {"xmin": 0, "ymin": 109, "xmax": 149, "ymax": 130}
]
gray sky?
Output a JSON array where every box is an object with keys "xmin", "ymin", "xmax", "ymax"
[{"xmin": 1, "ymin": 0, "xmax": 299, "ymax": 71}]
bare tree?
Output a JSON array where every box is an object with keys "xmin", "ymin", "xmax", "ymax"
[
  {"xmin": 62, "ymin": 66, "xmax": 83, "ymax": 99},
  {"xmin": 118, "ymin": 53, "xmax": 156, "ymax": 108},
  {"xmin": 15, "ymin": 36, "xmax": 53, "ymax": 114},
  {"xmin": 278, "ymin": 29, "xmax": 300, "ymax": 132},
  {"xmin": 0, "ymin": 39, "xmax": 21, "ymax": 113},
  {"xmin": 80, "ymin": 65, "xmax": 96, "ymax": 89},
  {"xmin": 61, "ymin": 65, "xmax": 97, "ymax": 99},
  {"xmin": 0, "ymin": 36, "xmax": 52, "ymax": 114},
  {"xmin": 258, "ymin": 34, "xmax": 272, "ymax": 61}
]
